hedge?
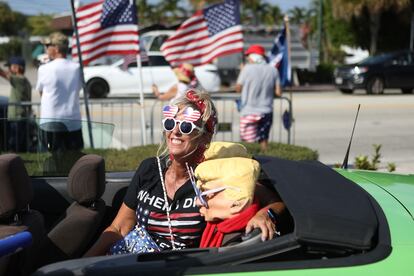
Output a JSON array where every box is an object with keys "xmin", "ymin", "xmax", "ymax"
[{"xmin": 14, "ymin": 142, "xmax": 318, "ymax": 176}]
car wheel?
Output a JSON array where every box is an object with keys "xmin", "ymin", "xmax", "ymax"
[
  {"xmin": 401, "ymin": 88, "xmax": 413, "ymax": 94},
  {"xmin": 86, "ymin": 78, "xmax": 109, "ymax": 98},
  {"xmin": 340, "ymin": 88, "xmax": 353, "ymax": 94},
  {"xmin": 366, "ymin": 77, "xmax": 384, "ymax": 94}
]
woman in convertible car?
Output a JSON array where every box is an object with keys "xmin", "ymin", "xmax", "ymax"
[{"xmin": 84, "ymin": 89, "xmax": 284, "ymax": 256}]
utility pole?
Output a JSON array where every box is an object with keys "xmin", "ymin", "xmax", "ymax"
[
  {"xmin": 317, "ymin": 0, "xmax": 323, "ymax": 63},
  {"xmin": 410, "ymin": 3, "xmax": 414, "ymax": 50}
]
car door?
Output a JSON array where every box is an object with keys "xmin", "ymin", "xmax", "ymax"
[{"xmin": 385, "ymin": 52, "xmax": 412, "ymax": 88}]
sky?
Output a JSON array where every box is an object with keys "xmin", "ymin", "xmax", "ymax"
[{"xmin": 2, "ymin": 0, "xmax": 312, "ymax": 16}]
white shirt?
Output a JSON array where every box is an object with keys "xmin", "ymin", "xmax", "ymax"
[{"xmin": 36, "ymin": 58, "xmax": 82, "ymax": 130}]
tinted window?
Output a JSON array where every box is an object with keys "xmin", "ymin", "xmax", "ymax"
[
  {"xmin": 391, "ymin": 53, "xmax": 410, "ymax": 66},
  {"xmin": 359, "ymin": 53, "xmax": 394, "ymax": 65},
  {"xmin": 149, "ymin": 35, "xmax": 169, "ymax": 51},
  {"xmin": 147, "ymin": 55, "xmax": 170, "ymax": 66}
]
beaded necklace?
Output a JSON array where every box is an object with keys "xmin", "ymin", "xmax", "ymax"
[{"xmin": 156, "ymin": 156, "xmax": 178, "ymax": 250}]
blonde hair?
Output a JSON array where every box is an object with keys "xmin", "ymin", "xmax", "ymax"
[
  {"xmin": 195, "ymin": 157, "xmax": 260, "ymax": 204},
  {"xmin": 156, "ymin": 89, "xmax": 217, "ymax": 162}
]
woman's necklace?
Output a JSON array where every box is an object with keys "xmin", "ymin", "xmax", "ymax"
[{"xmin": 157, "ymin": 156, "xmax": 177, "ymax": 250}]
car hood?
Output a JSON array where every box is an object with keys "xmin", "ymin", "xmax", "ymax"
[{"xmin": 350, "ymin": 170, "xmax": 414, "ymax": 219}]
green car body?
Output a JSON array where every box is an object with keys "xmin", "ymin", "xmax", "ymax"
[
  {"xmin": 31, "ymin": 159, "xmax": 414, "ymax": 276},
  {"xmin": 215, "ymin": 169, "xmax": 414, "ymax": 276}
]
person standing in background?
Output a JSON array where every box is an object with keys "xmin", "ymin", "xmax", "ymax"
[
  {"xmin": 152, "ymin": 63, "xmax": 202, "ymax": 103},
  {"xmin": 236, "ymin": 44, "xmax": 281, "ymax": 152},
  {"xmin": 36, "ymin": 32, "xmax": 83, "ymax": 152},
  {"xmin": 0, "ymin": 56, "xmax": 32, "ymax": 152}
]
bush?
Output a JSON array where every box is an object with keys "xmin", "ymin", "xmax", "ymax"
[
  {"xmin": 16, "ymin": 142, "xmax": 318, "ymax": 175},
  {"xmin": 296, "ymin": 63, "xmax": 335, "ymax": 84},
  {"xmin": 0, "ymin": 38, "xmax": 22, "ymax": 61},
  {"xmin": 240, "ymin": 142, "xmax": 318, "ymax": 161},
  {"xmin": 354, "ymin": 144, "xmax": 396, "ymax": 172}
]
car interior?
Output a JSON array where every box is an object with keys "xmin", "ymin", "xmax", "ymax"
[{"xmin": 0, "ymin": 145, "xmax": 393, "ymax": 276}]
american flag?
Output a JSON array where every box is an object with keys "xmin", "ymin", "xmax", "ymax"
[
  {"xmin": 162, "ymin": 105, "xmax": 178, "ymax": 118},
  {"xmin": 268, "ymin": 25, "xmax": 291, "ymax": 87},
  {"xmin": 183, "ymin": 108, "xmax": 201, "ymax": 122},
  {"xmin": 121, "ymin": 47, "xmax": 149, "ymax": 71},
  {"xmin": 161, "ymin": 0, "xmax": 243, "ymax": 67},
  {"xmin": 136, "ymin": 204, "xmax": 202, "ymax": 250},
  {"xmin": 72, "ymin": 0, "xmax": 139, "ymax": 65}
]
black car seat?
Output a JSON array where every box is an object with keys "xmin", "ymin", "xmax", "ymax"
[
  {"xmin": 0, "ymin": 153, "xmax": 46, "ymax": 276},
  {"xmin": 41, "ymin": 154, "xmax": 106, "ymax": 264}
]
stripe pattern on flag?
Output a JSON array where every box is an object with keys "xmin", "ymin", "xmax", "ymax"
[
  {"xmin": 182, "ymin": 107, "xmax": 201, "ymax": 122},
  {"xmin": 162, "ymin": 105, "xmax": 179, "ymax": 118},
  {"xmin": 240, "ymin": 114, "xmax": 262, "ymax": 142},
  {"xmin": 72, "ymin": 0, "xmax": 139, "ymax": 65},
  {"xmin": 160, "ymin": 0, "xmax": 243, "ymax": 67}
]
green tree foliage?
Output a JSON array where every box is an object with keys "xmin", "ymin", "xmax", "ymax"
[
  {"xmin": 0, "ymin": 2, "xmax": 27, "ymax": 36},
  {"xmin": 0, "ymin": 38, "xmax": 22, "ymax": 60},
  {"xmin": 241, "ymin": 0, "xmax": 282, "ymax": 26},
  {"xmin": 27, "ymin": 15, "xmax": 53, "ymax": 36},
  {"xmin": 332, "ymin": 0, "xmax": 410, "ymax": 54}
]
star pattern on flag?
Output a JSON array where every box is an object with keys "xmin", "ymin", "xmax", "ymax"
[
  {"xmin": 101, "ymin": 0, "xmax": 137, "ymax": 28},
  {"xmin": 204, "ymin": 0, "xmax": 239, "ymax": 36}
]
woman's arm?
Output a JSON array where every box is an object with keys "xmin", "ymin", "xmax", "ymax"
[
  {"xmin": 83, "ymin": 203, "xmax": 137, "ymax": 257},
  {"xmin": 246, "ymin": 183, "xmax": 286, "ymax": 241},
  {"xmin": 152, "ymin": 84, "xmax": 178, "ymax": 101}
]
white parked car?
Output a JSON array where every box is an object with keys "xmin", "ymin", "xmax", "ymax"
[{"xmin": 83, "ymin": 52, "xmax": 221, "ymax": 98}]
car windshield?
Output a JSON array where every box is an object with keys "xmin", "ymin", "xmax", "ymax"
[
  {"xmin": 358, "ymin": 53, "xmax": 394, "ymax": 65},
  {"xmin": 0, "ymin": 118, "xmax": 114, "ymax": 177}
]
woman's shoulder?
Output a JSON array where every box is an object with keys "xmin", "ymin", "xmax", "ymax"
[{"xmin": 137, "ymin": 157, "xmax": 158, "ymax": 171}]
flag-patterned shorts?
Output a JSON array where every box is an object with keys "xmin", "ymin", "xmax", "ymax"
[{"xmin": 240, "ymin": 113, "xmax": 273, "ymax": 143}]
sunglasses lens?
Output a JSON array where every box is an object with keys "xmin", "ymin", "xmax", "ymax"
[
  {"xmin": 163, "ymin": 118, "xmax": 176, "ymax": 131},
  {"xmin": 179, "ymin": 121, "xmax": 193, "ymax": 134}
]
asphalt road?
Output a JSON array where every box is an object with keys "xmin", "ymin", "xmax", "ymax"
[
  {"xmin": 1, "ymin": 68, "xmax": 413, "ymax": 174},
  {"xmin": 290, "ymin": 89, "xmax": 414, "ymax": 173}
]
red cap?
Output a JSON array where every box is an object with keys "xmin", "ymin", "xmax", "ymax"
[{"xmin": 245, "ymin": 44, "xmax": 265, "ymax": 56}]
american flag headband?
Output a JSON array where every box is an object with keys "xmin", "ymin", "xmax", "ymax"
[{"xmin": 162, "ymin": 105, "xmax": 201, "ymax": 122}]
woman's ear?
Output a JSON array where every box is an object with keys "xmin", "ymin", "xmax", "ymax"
[{"xmin": 230, "ymin": 198, "xmax": 250, "ymax": 215}]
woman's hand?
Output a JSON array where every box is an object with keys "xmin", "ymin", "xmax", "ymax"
[
  {"xmin": 152, "ymin": 84, "xmax": 160, "ymax": 98},
  {"xmin": 245, "ymin": 208, "xmax": 277, "ymax": 241}
]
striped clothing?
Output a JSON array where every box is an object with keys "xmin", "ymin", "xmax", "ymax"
[
  {"xmin": 240, "ymin": 113, "xmax": 273, "ymax": 143},
  {"xmin": 240, "ymin": 114, "xmax": 262, "ymax": 142},
  {"xmin": 124, "ymin": 157, "xmax": 205, "ymax": 250}
]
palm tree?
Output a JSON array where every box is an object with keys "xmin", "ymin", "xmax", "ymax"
[
  {"xmin": 288, "ymin": 6, "xmax": 308, "ymax": 24},
  {"xmin": 332, "ymin": 0, "xmax": 410, "ymax": 54}
]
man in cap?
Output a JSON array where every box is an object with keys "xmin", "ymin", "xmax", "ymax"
[
  {"xmin": 0, "ymin": 56, "xmax": 32, "ymax": 151},
  {"xmin": 236, "ymin": 44, "xmax": 281, "ymax": 151},
  {"xmin": 36, "ymin": 32, "xmax": 83, "ymax": 152}
]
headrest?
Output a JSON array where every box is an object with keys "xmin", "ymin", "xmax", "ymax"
[
  {"xmin": 67, "ymin": 155, "xmax": 105, "ymax": 204},
  {"xmin": 0, "ymin": 154, "xmax": 32, "ymax": 219}
]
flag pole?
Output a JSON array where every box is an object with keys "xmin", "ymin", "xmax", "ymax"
[
  {"xmin": 133, "ymin": 1, "xmax": 146, "ymax": 146},
  {"xmin": 284, "ymin": 15, "xmax": 291, "ymax": 100},
  {"xmin": 284, "ymin": 14, "xmax": 294, "ymax": 144},
  {"xmin": 136, "ymin": 53, "xmax": 147, "ymax": 145},
  {"xmin": 70, "ymin": 0, "xmax": 94, "ymax": 149}
]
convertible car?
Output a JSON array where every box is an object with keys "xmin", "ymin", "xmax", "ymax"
[{"xmin": 0, "ymin": 120, "xmax": 413, "ymax": 276}]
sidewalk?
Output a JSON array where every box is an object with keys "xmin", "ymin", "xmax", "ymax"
[{"xmin": 284, "ymin": 84, "xmax": 336, "ymax": 92}]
